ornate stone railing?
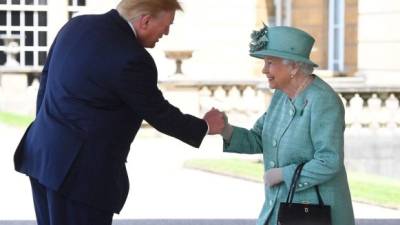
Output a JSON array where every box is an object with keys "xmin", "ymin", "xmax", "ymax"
[
  {"xmin": 336, "ymin": 86, "xmax": 400, "ymax": 128},
  {"xmin": 158, "ymin": 75, "xmax": 400, "ymax": 129},
  {"xmin": 2, "ymin": 73, "xmax": 400, "ymax": 178},
  {"xmin": 159, "ymin": 77, "xmax": 269, "ymax": 128},
  {"xmin": 158, "ymin": 75, "xmax": 400, "ymax": 179},
  {"xmin": 1, "ymin": 71, "xmax": 400, "ymax": 128}
]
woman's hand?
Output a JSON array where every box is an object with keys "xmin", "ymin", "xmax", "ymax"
[
  {"xmin": 264, "ymin": 168, "xmax": 283, "ymax": 187},
  {"xmin": 221, "ymin": 112, "xmax": 233, "ymax": 141}
]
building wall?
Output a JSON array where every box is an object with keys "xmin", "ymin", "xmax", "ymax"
[
  {"xmin": 253, "ymin": 0, "xmax": 268, "ymax": 76},
  {"xmin": 345, "ymin": 0, "xmax": 358, "ymax": 75},
  {"xmin": 47, "ymin": 0, "xmax": 68, "ymax": 43},
  {"xmin": 0, "ymin": 0, "xmax": 258, "ymax": 80},
  {"xmin": 157, "ymin": 0, "xmax": 258, "ymax": 79},
  {"xmin": 4, "ymin": 0, "xmax": 400, "ymax": 83},
  {"xmin": 292, "ymin": 0, "xmax": 330, "ymax": 70},
  {"xmin": 358, "ymin": 0, "xmax": 400, "ymax": 85},
  {"xmin": 292, "ymin": 0, "xmax": 358, "ymax": 76},
  {"xmin": 84, "ymin": 0, "xmax": 258, "ymax": 80}
]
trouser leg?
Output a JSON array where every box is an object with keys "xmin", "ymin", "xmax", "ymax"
[{"xmin": 30, "ymin": 177, "xmax": 113, "ymax": 225}]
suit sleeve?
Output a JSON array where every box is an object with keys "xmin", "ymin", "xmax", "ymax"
[
  {"xmin": 111, "ymin": 59, "xmax": 207, "ymax": 148},
  {"xmin": 282, "ymin": 93, "xmax": 345, "ymax": 191}
]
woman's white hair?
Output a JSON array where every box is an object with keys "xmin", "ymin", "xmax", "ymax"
[{"xmin": 282, "ymin": 59, "xmax": 314, "ymax": 75}]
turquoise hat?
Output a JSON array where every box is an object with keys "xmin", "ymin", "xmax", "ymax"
[{"xmin": 249, "ymin": 25, "xmax": 318, "ymax": 67}]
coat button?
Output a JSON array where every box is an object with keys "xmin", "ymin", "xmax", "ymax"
[
  {"xmin": 304, "ymin": 182, "xmax": 309, "ymax": 186},
  {"xmin": 269, "ymin": 161, "xmax": 276, "ymax": 168},
  {"xmin": 272, "ymin": 140, "xmax": 277, "ymax": 147},
  {"xmin": 289, "ymin": 109, "xmax": 294, "ymax": 116},
  {"xmin": 298, "ymin": 183, "xmax": 304, "ymax": 188}
]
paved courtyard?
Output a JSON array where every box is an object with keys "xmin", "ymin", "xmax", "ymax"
[{"xmin": 1, "ymin": 124, "xmax": 400, "ymax": 224}]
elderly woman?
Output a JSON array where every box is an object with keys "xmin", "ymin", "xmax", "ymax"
[{"xmin": 220, "ymin": 25, "xmax": 355, "ymax": 225}]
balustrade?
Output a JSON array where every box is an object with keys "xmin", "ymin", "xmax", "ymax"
[
  {"xmin": 1, "ymin": 73, "xmax": 400, "ymax": 178},
  {"xmin": 158, "ymin": 76, "xmax": 400, "ymax": 129},
  {"xmin": 1, "ymin": 71, "xmax": 400, "ymax": 129}
]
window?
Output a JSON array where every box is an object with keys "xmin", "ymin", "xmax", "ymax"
[
  {"xmin": 77, "ymin": 0, "xmax": 85, "ymax": 6},
  {"xmin": 328, "ymin": 0, "xmax": 345, "ymax": 72},
  {"xmin": 11, "ymin": 11, "xmax": 20, "ymax": 26},
  {"xmin": 25, "ymin": 51, "xmax": 33, "ymax": 65},
  {"xmin": 25, "ymin": 31, "xmax": 33, "ymax": 46},
  {"xmin": 25, "ymin": 11, "xmax": 33, "ymax": 26},
  {"xmin": 267, "ymin": 0, "xmax": 292, "ymax": 26},
  {"xmin": 38, "ymin": 31, "xmax": 46, "ymax": 46},
  {"xmin": 38, "ymin": 11, "xmax": 47, "ymax": 26},
  {"xmin": 68, "ymin": 0, "xmax": 86, "ymax": 19},
  {"xmin": 0, "ymin": 1, "xmax": 49, "ymax": 67},
  {"xmin": 38, "ymin": 50, "xmax": 46, "ymax": 64},
  {"xmin": 0, "ymin": 11, "xmax": 5, "ymax": 25}
]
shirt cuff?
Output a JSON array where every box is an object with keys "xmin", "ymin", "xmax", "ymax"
[{"xmin": 205, "ymin": 120, "xmax": 210, "ymax": 134}]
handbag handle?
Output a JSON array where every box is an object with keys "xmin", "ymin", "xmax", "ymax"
[
  {"xmin": 286, "ymin": 163, "xmax": 304, "ymax": 203},
  {"xmin": 285, "ymin": 163, "xmax": 325, "ymax": 206}
]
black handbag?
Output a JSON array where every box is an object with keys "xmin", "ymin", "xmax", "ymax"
[{"xmin": 277, "ymin": 163, "xmax": 332, "ymax": 225}]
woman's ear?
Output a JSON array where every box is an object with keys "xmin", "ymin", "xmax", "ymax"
[{"xmin": 290, "ymin": 63, "xmax": 300, "ymax": 77}]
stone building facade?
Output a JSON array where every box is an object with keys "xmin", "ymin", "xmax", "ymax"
[
  {"xmin": 256, "ymin": 0, "xmax": 358, "ymax": 76},
  {"xmin": 0, "ymin": 0, "xmax": 399, "ymax": 82}
]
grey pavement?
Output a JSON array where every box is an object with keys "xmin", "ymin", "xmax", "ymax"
[
  {"xmin": 1, "ymin": 219, "xmax": 400, "ymax": 225},
  {"xmin": 1, "ymin": 124, "xmax": 400, "ymax": 225}
]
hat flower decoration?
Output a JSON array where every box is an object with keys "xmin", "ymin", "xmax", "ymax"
[
  {"xmin": 250, "ymin": 23, "xmax": 269, "ymax": 52},
  {"xmin": 248, "ymin": 24, "xmax": 318, "ymax": 67}
]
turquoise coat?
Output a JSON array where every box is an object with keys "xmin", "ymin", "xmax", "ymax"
[{"xmin": 224, "ymin": 76, "xmax": 355, "ymax": 225}]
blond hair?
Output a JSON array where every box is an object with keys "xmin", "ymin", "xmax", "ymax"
[{"xmin": 117, "ymin": 0, "xmax": 183, "ymax": 20}]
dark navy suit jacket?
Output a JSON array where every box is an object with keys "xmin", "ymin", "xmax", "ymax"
[{"xmin": 14, "ymin": 9, "xmax": 207, "ymax": 213}]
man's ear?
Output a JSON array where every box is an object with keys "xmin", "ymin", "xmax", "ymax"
[{"xmin": 138, "ymin": 14, "xmax": 152, "ymax": 29}]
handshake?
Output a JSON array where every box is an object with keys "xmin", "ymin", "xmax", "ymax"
[
  {"xmin": 203, "ymin": 108, "xmax": 233, "ymax": 141},
  {"xmin": 203, "ymin": 108, "xmax": 283, "ymax": 187}
]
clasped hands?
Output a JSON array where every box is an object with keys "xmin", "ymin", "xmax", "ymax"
[{"xmin": 203, "ymin": 108, "xmax": 233, "ymax": 140}]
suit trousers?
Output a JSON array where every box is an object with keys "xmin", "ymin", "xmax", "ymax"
[{"xmin": 30, "ymin": 177, "xmax": 113, "ymax": 225}]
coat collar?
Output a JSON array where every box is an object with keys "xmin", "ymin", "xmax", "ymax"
[{"xmin": 106, "ymin": 9, "xmax": 137, "ymax": 40}]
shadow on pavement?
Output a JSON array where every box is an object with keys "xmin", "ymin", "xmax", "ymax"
[{"xmin": 1, "ymin": 219, "xmax": 400, "ymax": 225}]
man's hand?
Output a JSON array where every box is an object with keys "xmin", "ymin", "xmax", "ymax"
[
  {"xmin": 264, "ymin": 168, "xmax": 283, "ymax": 187},
  {"xmin": 203, "ymin": 108, "xmax": 225, "ymax": 135}
]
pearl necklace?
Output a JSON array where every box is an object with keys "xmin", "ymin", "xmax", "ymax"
[{"xmin": 292, "ymin": 75, "xmax": 313, "ymax": 100}]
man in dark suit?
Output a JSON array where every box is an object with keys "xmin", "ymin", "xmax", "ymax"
[{"xmin": 13, "ymin": 0, "xmax": 225, "ymax": 224}]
